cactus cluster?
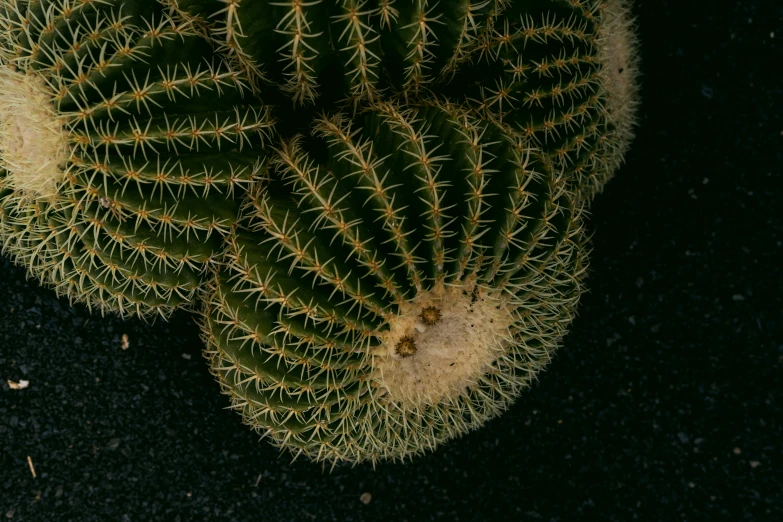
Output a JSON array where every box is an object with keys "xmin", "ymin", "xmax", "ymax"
[{"xmin": 1, "ymin": 0, "xmax": 639, "ymax": 464}]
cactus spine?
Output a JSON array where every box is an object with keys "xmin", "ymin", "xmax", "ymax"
[
  {"xmin": 201, "ymin": 100, "xmax": 588, "ymax": 464},
  {"xmin": 0, "ymin": 0, "xmax": 274, "ymax": 317}
]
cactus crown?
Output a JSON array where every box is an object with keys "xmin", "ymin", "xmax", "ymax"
[
  {"xmin": 376, "ymin": 279, "xmax": 517, "ymax": 407},
  {"xmin": 0, "ymin": 69, "xmax": 68, "ymax": 197}
]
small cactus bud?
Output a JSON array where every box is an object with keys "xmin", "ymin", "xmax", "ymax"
[
  {"xmin": 394, "ymin": 336, "xmax": 418, "ymax": 358},
  {"xmin": 420, "ymin": 306, "xmax": 442, "ymax": 326}
]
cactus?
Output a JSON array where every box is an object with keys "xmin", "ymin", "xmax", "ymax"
[
  {"xmin": 163, "ymin": 0, "xmax": 506, "ymax": 105},
  {"xmin": 445, "ymin": 0, "xmax": 638, "ymax": 201},
  {"xmin": 441, "ymin": 0, "xmax": 640, "ymax": 200},
  {"xmin": 0, "ymin": 0, "xmax": 639, "ymax": 465},
  {"xmin": 194, "ymin": 0, "xmax": 638, "ymax": 464},
  {"xmin": 200, "ymin": 100, "xmax": 589, "ymax": 464},
  {"xmin": 0, "ymin": 0, "xmax": 274, "ymax": 317}
]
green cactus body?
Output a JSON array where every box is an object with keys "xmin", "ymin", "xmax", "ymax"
[
  {"xmin": 201, "ymin": 100, "xmax": 588, "ymax": 464},
  {"xmin": 164, "ymin": 0, "xmax": 638, "ymax": 196},
  {"xmin": 164, "ymin": 0, "xmax": 504, "ymax": 105},
  {"xmin": 0, "ymin": 0, "xmax": 274, "ymax": 317},
  {"xmin": 442, "ymin": 0, "xmax": 640, "ymax": 200}
]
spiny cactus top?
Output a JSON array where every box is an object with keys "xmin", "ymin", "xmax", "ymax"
[
  {"xmin": 0, "ymin": 0, "xmax": 274, "ymax": 317},
  {"xmin": 201, "ymin": 100, "xmax": 588, "ymax": 464}
]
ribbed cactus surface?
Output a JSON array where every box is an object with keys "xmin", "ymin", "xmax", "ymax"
[
  {"xmin": 201, "ymin": 100, "xmax": 588, "ymax": 464},
  {"xmin": 0, "ymin": 0, "xmax": 274, "ymax": 316},
  {"xmin": 441, "ymin": 0, "xmax": 640, "ymax": 200},
  {"xmin": 166, "ymin": 0, "xmax": 639, "ymax": 196},
  {"xmin": 165, "ymin": 0, "xmax": 506, "ymax": 105}
]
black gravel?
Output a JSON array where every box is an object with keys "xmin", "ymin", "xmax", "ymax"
[{"xmin": 2, "ymin": 3, "xmax": 781, "ymax": 521}]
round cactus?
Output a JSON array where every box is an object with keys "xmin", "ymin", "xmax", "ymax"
[
  {"xmin": 0, "ymin": 0, "xmax": 274, "ymax": 317},
  {"xmin": 442, "ymin": 0, "xmax": 640, "ymax": 200},
  {"xmin": 200, "ymin": 100, "xmax": 588, "ymax": 464}
]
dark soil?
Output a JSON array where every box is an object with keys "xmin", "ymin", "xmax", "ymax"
[{"xmin": 1, "ymin": 2, "xmax": 781, "ymax": 521}]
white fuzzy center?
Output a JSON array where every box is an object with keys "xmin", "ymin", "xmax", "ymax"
[
  {"xmin": 0, "ymin": 66, "xmax": 68, "ymax": 198},
  {"xmin": 598, "ymin": 0, "xmax": 639, "ymax": 126},
  {"xmin": 373, "ymin": 282, "xmax": 515, "ymax": 407}
]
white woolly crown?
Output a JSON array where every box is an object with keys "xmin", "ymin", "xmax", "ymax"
[{"xmin": 0, "ymin": 67, "xmax": 69, "ymax": 198}]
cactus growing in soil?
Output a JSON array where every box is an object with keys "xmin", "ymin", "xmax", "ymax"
[
  {"xmin": 0, "ymin": 0, "xmax": 274, "ymax": 317},
  {"xmin": 200, "ymin": 100, "xmax": 589, "ymax": 464}
]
